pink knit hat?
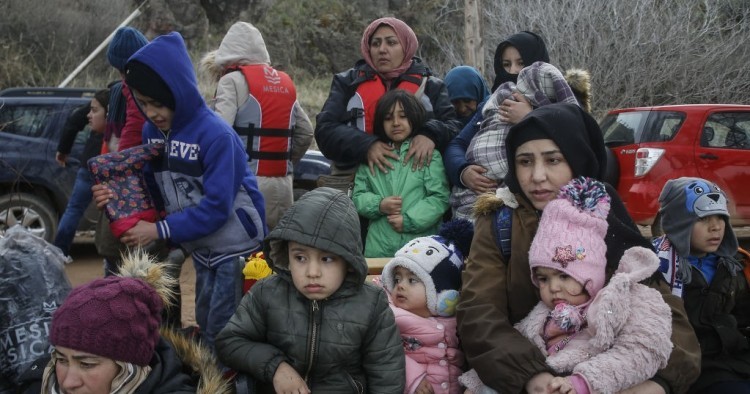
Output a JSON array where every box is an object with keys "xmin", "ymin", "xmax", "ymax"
[
  {"xmin": 529, "ymin": 177, "xmax": 611, "ymax": 298},
  {"xmin": 50, "ymin": 276, "xmax": 163, "ymax": 366}
]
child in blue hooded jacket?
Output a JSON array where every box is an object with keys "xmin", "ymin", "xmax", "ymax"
[{"xmin": 93, "ymin": 32, "xmax": 267, "ymax": 353}]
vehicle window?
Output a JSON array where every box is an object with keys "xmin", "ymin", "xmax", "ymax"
[
  {"xmin": 601, "ymin": 112, "xmax": 646, "ymax": 147},
  {"xmin": 702, "ymin": 112, "xmax": 750, "ymax": 150},
  {"xmin": 641, "ymin": 111, "xmax": 685, "ymax": 143},
  {"xmin": 0, "ymin": 103, "xmax": 59, "ymax": 139}
]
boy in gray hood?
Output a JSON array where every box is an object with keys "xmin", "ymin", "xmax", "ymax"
[{"xmin": 216, "ymin": 187, "xmax": 405, "ymax": 393}]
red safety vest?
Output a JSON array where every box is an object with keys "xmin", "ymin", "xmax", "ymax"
[
  {"xmin": 231, "ymin": 64, "xmax": 297, "ymax": 177},
  {"xmin": 347, "ymin": 72, "xmax": 423, "ymax": 133}
]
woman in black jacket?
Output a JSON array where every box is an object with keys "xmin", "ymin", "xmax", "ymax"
[{"xmin": 315, "ymin": 17, "xmax": 461, "ymax": 178}]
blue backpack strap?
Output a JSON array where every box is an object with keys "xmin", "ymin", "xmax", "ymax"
[{"xmin": 493, "ymin": 205, "xmax": 513, "ymax": 261}]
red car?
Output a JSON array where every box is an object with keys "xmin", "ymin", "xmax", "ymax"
[{"xmin": 600, "ymin": 104, "xmax": 750, "ymax": 234}]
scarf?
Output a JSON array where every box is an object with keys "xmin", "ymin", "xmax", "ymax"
[
  {"xmin": 41, "ymin": 354, "xmax": 151, "ymax": 394},
  {"xmin": 360, "ymin": 17, "xmax": 418, "ymax": 81}
]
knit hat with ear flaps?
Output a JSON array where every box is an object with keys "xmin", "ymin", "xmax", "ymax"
[
  {"xmin": 529, "ymin": 177, "xmax": 611, "ymax": 299},
  {"xmin": 50, "ymin": 277, "xmax": 163, "ymax": 366},
  {"xmin": 381, "ymin": 219, "xmax": 473, "ymax": 317},
  {"xmin": 659, "ymin": 177, "xmax": 738, "ymax": 260},
  {"xmin": 107, "ymin": 27, "xmax": 149, "ymax": 72}
]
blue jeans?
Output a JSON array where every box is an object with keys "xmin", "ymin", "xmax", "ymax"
[
  {"xmin": 54, "ymin": 167, "xmax": 93, "ymax": 255},
  {"xmin": 193, "ymin": 254, "xmax": 245, "ymax": 354}
]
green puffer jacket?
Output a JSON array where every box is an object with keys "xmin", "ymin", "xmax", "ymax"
[
  {"xmin": 352, "ymin": 138, "xmax": 450, "ymax": 258},
  {"xmin": 216, "ymin": 187, "xmax": 405, "ymax": 393}
]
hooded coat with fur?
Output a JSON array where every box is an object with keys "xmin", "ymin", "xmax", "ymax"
[
  {"xmin": 515, "ymin": 247, "xmax": 673, "ymax": 393},
  {"xmin": 215, "ymin": 187, "xmax": 405, "ymax": 393}
]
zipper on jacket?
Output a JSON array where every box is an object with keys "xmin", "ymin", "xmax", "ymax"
[{"xmin": 304, "ymin": 300, "xmax": 321, "ymax": 383}]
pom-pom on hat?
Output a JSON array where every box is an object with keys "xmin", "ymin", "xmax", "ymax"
[
  {"xmin": 381, "ymin": 219, "xmax": 473, "ymax": 316},
  {"xmin": 529, "ymin": 177, "xmax": 611, "ymax": 298},
  {"xmin": 107, "ymin": 27, "xmax": 149, "ymax": 72}
]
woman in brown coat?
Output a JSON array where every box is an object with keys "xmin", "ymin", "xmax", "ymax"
[{"xmin": 456, "ymin": 103, "xmax": 701, "ymax": 394}]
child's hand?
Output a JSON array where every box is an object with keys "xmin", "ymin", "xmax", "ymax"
[
  {"xmin": 92, "ymin": 184, "xmax": 114, "ymax": 210},
  {"xmin": 272, "ymin": 362, "xmax": 310, "ymax": 394},
  {"xmin": 380, "ymin": 196, "xmax": 402, "ymax": 215},
  {"xmin": 121, "ymin": 221, "xmax": 159, "ymax": 247},
  {"xmin": 387, "ymin": 214, "xmax": 403, "ymax": 233},
  {"xmin": 415, "ymin": 377, "xmax": 435, "ymax": 394},
  {"xmin": 547, "ymin": 376, "xmax": 576, "ymax": 394},
  {"xmin": 525, "ymin": 372, "xmax": 554, "ymax": 393},
  {"xmin": 367, "ymin": 141, "xmax": 399, "ymax": 175}
]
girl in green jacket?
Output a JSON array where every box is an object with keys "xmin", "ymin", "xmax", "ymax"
[{"xmin": 353, "ymin": 89, "xmax": 450, "ymax": 258}]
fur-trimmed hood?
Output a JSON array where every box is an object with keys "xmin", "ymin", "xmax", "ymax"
[
  {"xmin": 563, "ymin": 68, "xmax": 592, "ymax": 113},
  {"xmin": 120, "ymin": 250, "xmax": 232, "ymax": 394}
]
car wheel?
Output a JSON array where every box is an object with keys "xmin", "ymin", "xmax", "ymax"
[
  {"xmin": 0, "ymin": 193, "xmax": 58, "ymax": 242},
  {"xmin": 650, "ymin": 212, "xmax": 664, "ymax": 237}
]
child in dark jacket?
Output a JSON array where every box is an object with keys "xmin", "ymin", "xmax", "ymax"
[
  {"xmin": 216, "ymin": 187, "xmax": 405, "ymax": 393},
  {"xmin": 654, "ymin": 177, "xmax": 750, "ymax": 393}
]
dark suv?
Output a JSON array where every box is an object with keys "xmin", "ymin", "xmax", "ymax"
[
  {"xmin": 0, "ymin": 87, "xmax": 331, "ymax": 243},
  {"xmin": 0, "ymin": 88, "xmax": 97, "ymax": 242}
]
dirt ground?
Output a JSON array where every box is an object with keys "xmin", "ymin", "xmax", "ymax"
[{"xmin": 64, "ymin": 235, "xmax": 196, "ymax": 327}]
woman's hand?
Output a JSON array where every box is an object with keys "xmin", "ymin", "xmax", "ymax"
[
  {"xmin": 367, "ymin": 141, "xmax": 399, "ymax": 175},
  {"xmin": 55, "ymin": 152, "xmax": 67, "ymax": 167},
  {"xmin": 499, "ymin": 92, "xmax": 532, "ymax": 124},
  {"xmin": 404, "ymin": 134, "xmax": 435, "ymax": 171},
  {"xmin": 379, "ymin": 196, "xmax": 402, "ymax": 215},
  {"xmin": 91, "ymin": 184, "xmax": 114, "ymax": 210},
  {"xmin": 525, "ymin": 372, "xmax": 555, "ymax": 394},
  {"xmin": 121, "ymin": 221, "xmax": 158, "ymax": 247},
  {"xmin": 387, "ymin": 214, "xmax": 403, "ymax": 233},
  {"xmin": 272, "ymin": 362, "xmax": 311, "ymax": 394},
  {"xmin": 461, "ymin": 165, "xmax": 498, "ymax": 194},
  {"xmin": 547, "ymin": 377, "xmax": 576, "ymax": 394},
  {"xmin": 415, "ymin": 377, "xmax": 435, "ymax": 394}
]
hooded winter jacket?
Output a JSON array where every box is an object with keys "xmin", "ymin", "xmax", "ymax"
[
  {"xmin": 128, "ymin": 32, "xmax": 266, "ymax": 257},
  {"xmin": 515, "ymin": 247, "xmax": 673, "ymax": 393},
  {"xmin": 216, "ymin": 187, "xmax": 405, "ymax": 393},
  {"xmin": 201, "ymin": 21, "xmax": 313, "ymax": 176},
  {"xmin": 315, "ymin": 59, "xmax": 461, "ymax": 174},
  {"xmin": 353, "ymin": 138, "xmax": 450, "ymax": 258}
]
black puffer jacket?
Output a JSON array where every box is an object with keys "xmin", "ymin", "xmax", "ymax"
[
  {"xmin": 216, "ymin": 187, "xmax": 405, "ymax": 393},
  {"xmin": 315, "ymin": 58, "xmax": 461, "ymax": 173},
  {"xmin": 682, "ymin": 255, "xmax": 750, "ymax": 393}
]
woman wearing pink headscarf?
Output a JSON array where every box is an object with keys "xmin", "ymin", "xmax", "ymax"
[{"xmin": 315, "ymin": 17, "xmax": 461, "ymax": 179}]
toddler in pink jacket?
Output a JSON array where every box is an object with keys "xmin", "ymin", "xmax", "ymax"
[
  {"xmin": 380, "ymin": 220, "xmax": 473, "ymax": 394},
  {"xmin": 520, "ymin": 177, "xmax": 672, "ymax": 393}
]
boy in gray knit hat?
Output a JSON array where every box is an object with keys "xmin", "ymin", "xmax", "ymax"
[{"xmin": 653, "ymin": 177, "xmax": 750, "ymax": 393}]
